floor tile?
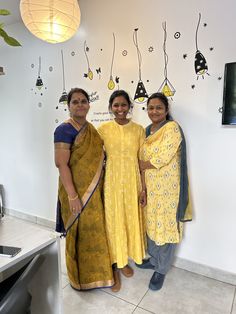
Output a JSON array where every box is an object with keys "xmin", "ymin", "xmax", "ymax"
[
  {"xmin": 232, "ymin": 288, "xmax": 236, "ymax": 314},
  {"xmin": 63, "ymin": 285, "xmax": 135, "ymax": 314},
  {"xmin": 60, "ymin": 237, "xmax": 67, "ymax": 274},
  {"xmin": 61, "ymin": 273, "xmax": 69, "ymax": 289},
  {"xmin": 102, "ymin": 261, "xmax": 150, "ymax": 305},
  {"xmin": 133, "ymin": 307, "xmax": 155, "ymax": 314},
  {"xmin": 139, "ymin": 267, "xmax": 235, "ymax": 314}
]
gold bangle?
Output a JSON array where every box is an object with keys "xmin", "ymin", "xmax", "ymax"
[{"xmin": 68, "ymin": 194, "xmax": 78, "ymax": 201}]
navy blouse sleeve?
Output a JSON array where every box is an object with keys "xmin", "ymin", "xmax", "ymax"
[{"xmin": 54, "ymin": 123, "xmax": 78, "ymax": 144}]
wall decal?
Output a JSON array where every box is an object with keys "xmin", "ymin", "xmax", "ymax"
[
  {"xmin": 203, "ymin": 23, "xmax": 207, "ymax": 27},
  {"xmin": 133, "ymin": 28, "xmax": 148, "ymax": 103},
  {"xmin": 36, "ymin": 56, "xmax": 43, "ymax": 90},
  {"xmin": 194, "ymin": 13, "xmax": 209, "ymax": 79},
  {"xmin": 71, "ymin": 51, "xmax": 75, "ymax": 56},
  {"xmin": 191, "ymin": 84, "xmax": 195, "ymax": 89},
  {"xmin": 122, "ymin": 50, "xmax": 128, "ymax": 56},
  {"xmin": 107, "ymin": 33, "xmax": 116, "ymax": 90},
  {"xmin": 55, "ymin": 119, "xmax": 59, "ymax": 123},
  {"xmin": 209, "ymin": 47, "xmax": 214, "ymax": 51},
  {"xmin": 115, "ymin": 76, "xmax": 120, "ymax": 89},
  {"xmin": 174, "ymin": 32, "xmax": 181, "ymax": 39},
  {"xmin": 84, "ymin": 41, "xmax": 93, "ymax": 80},
  {"xmin": 90, "ymin": 111, "xmax": 113, "ymax": 124},
  {"xmin": 89, "ymin": 91, "xmax": 99, "ymax": 102},
  {"xmin": 96, "ymin": 67, "xmax": 101, "ymax": 79},
  {"xmin": 148, "ymin": 46, "xmax": 154, "ymax": 52},
  {"xmin": 183, "ymin": 54, "xmax": 187, "ymax": 59},
  {"xmin": 158, "ymin": 22, "xmax": 176, "ymax": 98},
  {"xmin": 49, "ymin": 66, "xmax": 53, "ymax": 72},
  {"xmin": 30, "ymin": 56, "xmax": 48, "ymax": 107},
  {"xmin": 58, "ymin": 50, "xmax": 68, "ymax": 106}
]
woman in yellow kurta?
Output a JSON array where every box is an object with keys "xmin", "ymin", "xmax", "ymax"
[
  {"xmin": 98, "ymin": 90, "xmax": 146, "ymax": 292},
  {"xmin": 138, "ymin": 92, "xmax": 192, "ymax": 291}
]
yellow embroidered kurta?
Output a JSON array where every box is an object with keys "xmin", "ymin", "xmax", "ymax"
[
  {"xmin": 140, "ymin": 121, "xmax": 183, "ymax": 245},
  {"xmin": 98, "ymin": 120, "xmax": 146, "ymax": 268}
]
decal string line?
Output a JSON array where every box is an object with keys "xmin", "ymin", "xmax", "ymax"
[
  {"xmin": 38, "ymin": 56, "xmax": 41, "ymax": 77},
  {"xmin": 195, "ymin": 13, "xmax": 201, "ymax": 51},
  {"xmin": 84, "ymin": 41, "xmax": 90, "ymax": 69},
  {"xmin": 61, "ymin": 50, "xmax": 66, "ymax": 91},
  {"xmin": 162, "ymin": 22, "xmax": 168, "ymax": 80},
  {"xmin": 110, "ymin": 33, "xmax": 116, "ymax": 77},
  {"xmin": 133, "ymin": 29, "xmax": 142, "ymax": 81}
]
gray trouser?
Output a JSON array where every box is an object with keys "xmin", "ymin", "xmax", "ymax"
[{"xmin": 147, "ymin": 236, "xmax": 176, "ymax": 275}]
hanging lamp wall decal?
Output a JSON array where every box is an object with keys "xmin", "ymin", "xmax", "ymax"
[
  {"xmin": 115, "ymin": 76, "xmax": 120, "ymax": 89},
  {"xmin": 107, "ymin": 33, "xmax": 116, "ymax": 90},
  {"xmin": 36, "ymin": 56, "xmax": 43, "ymax": 90},
  {"xmin": 83, "ymin": 41, "xmax": 93, "ymax": 80},
  {"xmin": 158, "ymin": 22, "xmax": 176, "ymax": 98},
  {"xmin": 194, "ymin": 13, "xmax": 209, "ymax": 79},
  {"xmin": 133, "ymin": 28, "xmax": 148, "ymax": 104},
  {"xmin": 20, "ymin": 0, "xmax": 81, "ymax": 44},
  {"xmin": 96, "ymin": 67, "xmax": 101, "ymax": 79},
  {"xmin": 58, "ymin": 49, "xmax": 68, "ymax": 106},
  {"xmin": 0, "ymin": 66, "xmax": 5, "ymax": 75}
]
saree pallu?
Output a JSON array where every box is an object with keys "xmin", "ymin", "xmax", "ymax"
[{"xmin": 57, "ymin": 122, "xmax": 114, "ymax": 290}]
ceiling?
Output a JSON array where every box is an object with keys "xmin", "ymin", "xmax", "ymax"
[{"xmin": 1, "ymin": 0, "xmax": 22, "ymax": 25}]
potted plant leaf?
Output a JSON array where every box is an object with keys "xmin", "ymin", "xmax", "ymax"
[{"xmin": 0, "ymin": 9, "xmax": 21, "ymax": 46}]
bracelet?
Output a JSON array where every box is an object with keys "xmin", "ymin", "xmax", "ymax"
[{"xmin": 68, "ymin": 194, "xmax": 78, "ymax": 201}]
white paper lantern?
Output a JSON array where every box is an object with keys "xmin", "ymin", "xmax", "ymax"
[{"xmin": 20, "ymin": 0, "xmax": 81, "ymax": 44}]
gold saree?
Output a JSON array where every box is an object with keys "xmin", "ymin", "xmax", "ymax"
[{"xmin": 56, "ymin": 120, "xmax": 114, "ymax": 290}]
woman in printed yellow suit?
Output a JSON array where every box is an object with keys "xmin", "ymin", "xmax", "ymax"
[{"xmin": 137, "ymin": 92, "xmax": 192, "ymax": 291}]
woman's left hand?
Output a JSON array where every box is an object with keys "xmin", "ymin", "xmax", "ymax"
[
  {"xmin": 139, "ymin": 190, "xmax": 147, "ymax": 207},
  {"xmin": 139, "ymin": 160, "xmax": 148, "ymax": 171},
  {"xmin": 139, "ymin": 160, "xmax": 156, "ymax": 171}
]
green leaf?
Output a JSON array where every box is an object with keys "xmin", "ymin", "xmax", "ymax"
[
  {"xmin": 0, "ymin": 27, "xmax": 8, "ymax": 39},
  {"xmin": 0, "ymin": 9, "xmax": 10, "ymax": 16},
  {"xmin": 4, "ymin": 35, "xmax": 21, "ymax": 46},
  {"xmin": 0, "ymin": 28, "xmax": 21, "ymax": 46},
  {"xmin": 0, "ymin": 23, "xmax": 4, "ymax": 28}
]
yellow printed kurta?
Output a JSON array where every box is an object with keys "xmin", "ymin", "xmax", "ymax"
[
  {"xmin": 98, "ymin": 120, "xmax": 146, "ymax": 268},
  {"xmin": 140, "ymin": 121, "xmax": 183, "ymax": 245}
]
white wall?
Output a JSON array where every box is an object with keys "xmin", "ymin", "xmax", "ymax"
[{"xmin": 0, "ymin": 0, "xmax": 236, "ymax": 274}]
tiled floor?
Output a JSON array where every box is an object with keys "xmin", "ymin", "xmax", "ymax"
[
  {"xmin": 1, "ymin": 215, "xmax": 236, "ymax": 313},
  {"xmin": 60, "ymin": 238, "xmax": 236, "ymax": 314}
]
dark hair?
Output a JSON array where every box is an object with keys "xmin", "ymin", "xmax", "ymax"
[
  {"xmin": 147, "ymin": 92, "xmax": 171, "ymax": 120},
  {"xmin": 67, "ymin": 88, "xmax": 90, "ymax": 105},
  {"xmin": 108, "ymin": 90, "xmax": 131, "ymax": 110}
]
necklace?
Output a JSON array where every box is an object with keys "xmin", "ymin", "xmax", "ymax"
[
  {"xmin": 150, "ymin": 125, "xmax": 159, "ymax": 134},
  {"xmin": 70, "ymin": 117, "xmax": 87, "ymax": 131},
  {"xmin": 150, "ymin": 120, "xmax": 167, "ymax": 134},
  {"xmin": 71, "ymin": 117, "xmax": 87, "ymax": 127}
]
